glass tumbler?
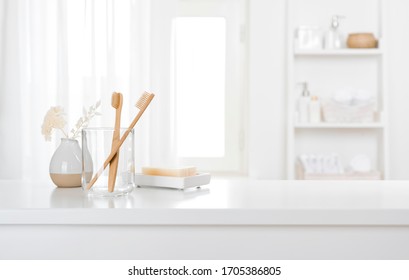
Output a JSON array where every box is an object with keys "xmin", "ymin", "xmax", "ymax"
[{"xmin": 82, "ymin": 127, "xmax": 135, "ymax": 196}]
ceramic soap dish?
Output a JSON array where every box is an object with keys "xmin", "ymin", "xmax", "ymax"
[{"xmin": 135, "ymin": 173, "xmax": 211, "ymax": 190}]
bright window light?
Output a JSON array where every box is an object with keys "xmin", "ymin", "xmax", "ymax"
[{"xmin": 172, "ymin": 17, "xmax": 226, "ymax": 158}]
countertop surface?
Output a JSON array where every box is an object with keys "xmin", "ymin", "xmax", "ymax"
[{"xmin": 1, "ymin": 178, "xmax": 409, "ymax": 225}]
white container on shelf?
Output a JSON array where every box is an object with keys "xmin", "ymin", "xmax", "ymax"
[
  {"xmin": 297, "ymin": 82, "xmax": 310, "ymax": 123},
  {"xmin": 322, "ymin": 99, "xmax": 376, "ymax": 123},
  {"xmin": 323, "ymin": 15, "xmax": 346, "ymax": 49},
  {"xmin": 298, "ymin": 96, "xmax": 309, "ymax": 123},
  {"xmin": 295, "ymin": 26, "xmax": 322, "ymax": 50},
  {"xmin": 309, "ymin": 96, "xmax": 321, "ymax": 123}
]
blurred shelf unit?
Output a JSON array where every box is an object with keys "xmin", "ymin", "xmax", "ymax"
[
  {"xmin": 294, "ymin": 46, "xmax": 383, "ymax": 56},
  {"xmin": 296, "ymin": 163, "xmax": 382, "ymax": 180},
  {"xmin": 294, "ymin": 122, "xmax": 385, "ymax": 129},
  {"xmin": 286, "ymin": 0, "xmax": 388, "ymax": 180}
]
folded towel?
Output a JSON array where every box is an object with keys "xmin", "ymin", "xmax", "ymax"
[
  {"xmin": 299, "ymin": 153, "xmax": 344, "ymax": 174},
  {"xmin": 332, "ymin": 88, "xmax": 353, "ymax": 105},
  {"xmin": 352, "ymin": 89, "xmax": 372, "ymax": 106}
]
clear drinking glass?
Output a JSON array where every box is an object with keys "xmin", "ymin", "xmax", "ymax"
[{"xmin": 81, "ymin": 127, "xmax": 135, "ymax": 196}]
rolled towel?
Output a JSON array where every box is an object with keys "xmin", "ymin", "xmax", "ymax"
[
  {"xmin": 333, "ymin": 88, "xmax": 374, "ymax": 106},
  {"xmin": 352, "ymin": 89, "xmax": 373, "ymax": 106},
  {"xmin": 299, "ymin": 154, "xmax": 312, "ymax": 174},
  {"xmin": 333, "ymin": 153, "xmax": 344, "ymax": 174},
  {"xmin": 349, "ymin": 154, "xmax": 371, "ymax": 173}
]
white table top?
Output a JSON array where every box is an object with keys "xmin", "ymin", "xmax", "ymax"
[{"xmin": 1, "ymin": 178, "xmax": 409, "ymax": 225}]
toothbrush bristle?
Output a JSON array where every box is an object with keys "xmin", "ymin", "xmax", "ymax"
[
  {"xmin": 111, "ymin": 92, "xmax": 121, "ymax": 109},
  {"xmin": 136, "ymin": 92, "xmax": 153, "ymax": 109}
]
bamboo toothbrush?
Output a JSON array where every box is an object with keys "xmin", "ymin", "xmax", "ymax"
[
  {"xmin": 108, "ymin": 92, "xmax": 123, "ymax": 192},
  {"xmin": 86, "ymin": 92, "xmax": 155, "ymax": 190}
]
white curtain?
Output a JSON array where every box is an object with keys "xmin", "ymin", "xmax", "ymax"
[{"xmin": 0, "ymin": 0, "xmax": 153, "ymax": 181}]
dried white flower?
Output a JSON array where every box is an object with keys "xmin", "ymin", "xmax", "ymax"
[
  {"xmin": 41, "ymin": 101, "xmax": 101, "ymax": 141},
  {"xmin": 41, "ymin": 106, "xmax": 67, "ymax": 141}
]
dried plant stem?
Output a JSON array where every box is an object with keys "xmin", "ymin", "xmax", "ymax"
[{"xmin": 59, "ymin": 128, "xmax": 69, "ymax": 138}]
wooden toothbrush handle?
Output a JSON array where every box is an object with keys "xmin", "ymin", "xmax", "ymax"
[
  {"xmin": 108, "ymin": 94, "xmax": 123, "ymax": 192},
  {"xmin": 107, "ymin": 137, "xmax": 120, "ymax": 192}
]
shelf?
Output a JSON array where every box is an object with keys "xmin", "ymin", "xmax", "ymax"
[
  {"xmin": 294, "ymin": 122, "xmax": 385, "ymax": 129},
  {"xmin": 286, "ymin": 0, "xmax": 387, "ymax": 180},
  {"xmin": 294, "ymin": 48, "xmax": 383, "ymax": 57}
]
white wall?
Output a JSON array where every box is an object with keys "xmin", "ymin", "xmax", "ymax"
[
  {"xmin": 248, "ymin": 0, "xmax": 409, "ymax": 179},
  {"xmin": 386, "ymin": 1, "xmax": 409, "ymax": 180},
  {"xmin": 248, "ymin": 0, "xmax": 286, "ymax": 179}
]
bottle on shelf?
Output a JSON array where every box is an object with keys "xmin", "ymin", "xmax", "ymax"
[
  {"xmin": 309, "ymin": 96, "xmax": 321, "ymax": 123},
  {"xmin": 297, "ymin": 82, "xmax": 310, "ymax": 123},
  {"xmin": 323, "ymin": 15, "xmax": 346, "ymax": 49}
]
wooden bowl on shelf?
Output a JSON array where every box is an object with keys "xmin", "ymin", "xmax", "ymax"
[{"xmin": 347, "ymin": 33, "xmax": 378, "ymax": 48}]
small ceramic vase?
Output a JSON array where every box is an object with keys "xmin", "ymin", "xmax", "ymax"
[{"xmin": 49, "ymin": 138, "xmax": 82, "ymax": 187}]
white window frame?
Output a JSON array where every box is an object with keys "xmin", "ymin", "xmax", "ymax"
[{"xmin": 150, "ymin": 0, "xmax": 247, "ymax": 174}]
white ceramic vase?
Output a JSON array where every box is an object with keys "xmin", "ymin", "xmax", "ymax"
[{"xmin": 49, "ymin": 138, "xmax": 82, "ymax": 188}]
